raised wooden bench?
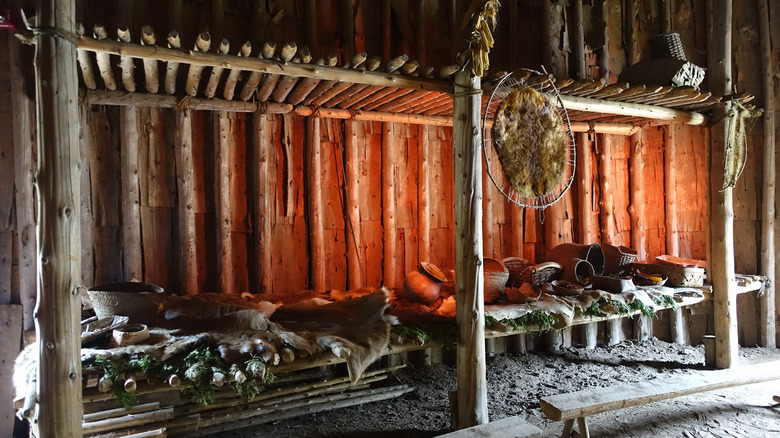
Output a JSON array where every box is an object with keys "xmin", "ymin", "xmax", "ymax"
[
  {"xmin": 539, "ymin": 360, "xmax": 780, "ymax": 438},
  {"xmin": 437, "ymin": 415, "xmax": 543, "ymax": 438}
]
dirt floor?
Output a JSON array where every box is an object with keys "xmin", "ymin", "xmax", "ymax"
[{"xmin": 221, "ymin": 338, "xmax": 780, "ymax": 438}]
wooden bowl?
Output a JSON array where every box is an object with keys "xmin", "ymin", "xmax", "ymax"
[
  {"xmin": 547, "ymin": 280, "xmax": 584, "ymax": 297},
  {"xmin": 112, "ymin": 323, "xmax": 150, "ymax": 346}
]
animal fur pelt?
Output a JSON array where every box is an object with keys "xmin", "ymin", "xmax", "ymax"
[
  {"xmin": 76, "ymin": 288, "xmax": 395, "ymax": 383},
  {"xmin": 269, "ymin": 289, "xmax": 395, "ymax": 383}
]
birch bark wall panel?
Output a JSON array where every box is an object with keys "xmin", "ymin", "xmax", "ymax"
[
  {"xmin": 270, "ymin": 115, "xmax": 310, "ymax": 297},
  {"xmin": 630, "ymin": 127, "xmax": 667, "ymax": 261},
  {"xmin": 669, "ymin": 125, "xmax": 708, "ymax": 260}
]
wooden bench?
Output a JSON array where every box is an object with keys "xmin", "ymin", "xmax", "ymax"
[
  {"xmin": 437, "ymin": 415, "xmax": 543, "ymax": 438},
  {"xmin": 538, "ymin": 360, "xmax": 780, "ymax": 438}
]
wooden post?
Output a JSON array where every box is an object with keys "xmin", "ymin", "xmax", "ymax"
[
  {"xmin": 382, "ymin": 123, "xmax": 397, "ymax": 288},
  {"xmin": 34, "ymin": 0, "xmax": 83, "ymax": 435},
  {"xmin": 571, "ymin": 0, "xmax": 586, "ymax": 80},
  {"xmin": 120, "ymin": 107, "xmax": 143, "ymax": 280},
  {"xmin": 660, "ymin": 0, "xmax": 672, "ymax": 34},
  {"xmin": 0, "ymin": 305, "xmax": 23, "ymax": 435},
  {"xmin": 175, "ymin": 111, "xmax": 199, "ymax": 295},
  {"xmin": 345, "ymin": 121, "xmax": 363, "ymax": 289},
  {"xmin": 254, "ymin": 114, "xmax": 272, "ymax": 293},
  {"xmin": 418, "ymin": 124, "xmax": 431, "ymax": 263},
  {"xmin": 10, "ymin": 34, "xmax": 37, "ymax": 331},
  {"xmin": 212, "ymin": 0, "xmax": 225, "ymax": 42},
  {"xmin": 305, "ymin": 0, "xmax": 318, "ymax": 53},
  {"xmin": 78, "ymin": 106, "xmax": 94, "ymax": 288},
  {"xmin": 381, "ymin": 0, "xmax": 391, "ymax": 62},
  {"xmin": 308, "ymin": 117, "xmax": 325, "ymax": 291},
  {"xmin": 216, "ymin": 111, "xmax": 235, "ymax": 294},
  {"xmin": 341, "ymin": 0, "xmax": 355, "ymax": 61},
  {"xmin": 757, "ymin": 0, "xmax": 776, "ymax": 348},
  {"xmin": 541, "ymin": 0, "xmax": 552, "ymax": 70},
  {"xmin": 707, "ymin": 0, "xmax": 738, "ymax": 368},
  {"xmin": 626, "ymin": 0, "xmax": 640, "ymax": 65},
  {"xmin": 453, "ymin": 68, "xmax": 488, "ymax": 429},
  {"xmin": 665, "ymin": 124, "xmax": 679, "ymax": 255},
  {"xmin": 572, "ymin": 3, "xmax": 598, "ymax": 348},
  {"xmin": 577, "ymin": 133, "xmax": 598, "ymax": 244}
]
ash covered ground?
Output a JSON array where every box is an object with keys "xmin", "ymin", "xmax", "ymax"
[{"xmin": 224, "ymin": 339, "xmax": 780, "ymax": 438}]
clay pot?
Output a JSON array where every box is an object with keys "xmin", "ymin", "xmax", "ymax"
[
  {"xmin": 403, "ymin": 262, "xmax": 446, "ymax": 305},
  {"xmin": 548, "ymin": 243, "xmax": 605, "ymax": 276},
  {"xmin": 559, "ymin": 258, "xmax": 595, "ymax": 286}
]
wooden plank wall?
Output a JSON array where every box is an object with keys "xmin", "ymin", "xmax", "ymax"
[{"xmin": 0, "ymin": 0, "xmax": 774, "ymax": 348}]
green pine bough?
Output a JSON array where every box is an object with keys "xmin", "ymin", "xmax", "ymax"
[
  {"xmin": 652, "ymin": 294, "xmax": 678, "ymax": 310},
  {"xmin": 84, "ymin": 346, "xmax": 275, "ymax": 409},
  {"xmin": 485, "ymin": 308, "xmax": 558, "ymax": 334},
  {"xmin": 391, "ymin": 323, "xmax": 457, "ymax": 349}
]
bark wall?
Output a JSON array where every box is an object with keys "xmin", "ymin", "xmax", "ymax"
[{"xmin": 0, "ymin": 0, "xmax": 776, "ymax": 344}]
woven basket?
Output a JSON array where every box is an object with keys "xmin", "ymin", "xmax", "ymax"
[
  {"xmin": 603, "ymin": 244, "xmax": 637, "ymax": 276},
  {"xmin": 650, "ymin": 32, "xmax": 687, "ymax": 61},
  {"xmin": 519, "ymin": 261, "xmax": 562, "ymax": 287},
  {"xmin": 87, "ymin": 282, "xmax": 165, "ymax": 325},
  {"xmin": 502, "ymin": 257, "xmax": 532, "ymax": 287},
  {"xmin": 484, "ymin": 258, "xmax": 509, "ymax": 303},
  {"xmin": 638, "ymin": 263, "xmax": 706, "ymax": 287}
]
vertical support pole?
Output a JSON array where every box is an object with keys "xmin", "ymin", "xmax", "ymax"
[
  {"xmin": 453, "ymin": 68, "xmax": 488, "ymax": 429},
  {"xmin": 175, "ymin": 110, "xmax": 199, "ymax": 295},
  {"xmin": 10, "ymin": 34, "xmax": 37, "ymax": 331},
  {"xmin": 345, "ymin": 121, "xmax": 363, "ymax": 289},
  {"xmin": 254, "ymin": 114, "xmax": 272, "ymax": 293},
  {"xmin": 381, "ymin": 0, "xmax": 391, "ymax": 62},
  {"xmin": 418, "ymin": 124, "xmax": 431, "ymax": 263},
  {"xmin": 541, "ymin": 0, "xmax": 552, "ymax": 71},
  {"xmin": 382, "ymin": 123, "xmax": 397, "ymax": 288},
  {"xmin": 448, "ymin": 0, "xmax": 459, "ymax": 62},
  {"xmin": 757, "ymin": 0, "xmax": 776, "ymax": 348},
  {"xmin": 341, "ymin": 0, "xmax": 356, "ymax": 61},
  {"xmin": 308, "ymin": 117, "xmax": 325, "ymax": 291},
  {"xmin": 572, "ymin": 0, "xmax": 586, "ymax": 80},
  {"xmin": 416, "ymin": 0, "xmax": 427, "ymax": 68},
  {"xmin": 626, "ymin": 0, "xmax": 640, "ymax": 65},
  {"xmin": 305, "ymin": 0, "xmax": 318, "ymax": 54},
  {"xmin": 660, "ymin": 0, "xmax": 672, "ymax": 33},
  {"xmin": 120, "ymin": 107, "xmax": 142, "ymax": 281},
  {"xmin": 665, "ymin": 124, "xmax": 679, "ymax": 255},
  {"xmin": 216, "ymin": 111, "xmax": 235, "ymax": 294},
  {"xmin": 707, "ymin": 0, "xmax": 738, "ymax": 368},
  {"xmin": 34, "ymin": 0, "xmax": 83, "ymax": 435}
]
